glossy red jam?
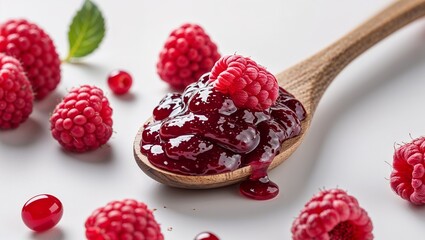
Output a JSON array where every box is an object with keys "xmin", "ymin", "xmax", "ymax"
[
  {"xmin": 107, "ymin": 70, "xmax": 133, "ymax": 95},
  {"xmin": 21, "ymin": 194, "xmax": 63, "ymax": 232},
  {"xmin": 141, "ymin": 74, "xmax": 305, "ymax": 200},
  {"xmin": 194, "ymin": 231, "xmax": 220, "ymax": 240}
]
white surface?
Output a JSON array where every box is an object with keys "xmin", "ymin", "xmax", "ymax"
[{"xmin": 1, "ymin": 0, "xmax": 425, "ymax": 239}]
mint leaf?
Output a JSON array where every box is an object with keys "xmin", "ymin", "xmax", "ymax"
[{"xmin": 64, "ymin": 0, "xmax": 105, "ymax": 62}]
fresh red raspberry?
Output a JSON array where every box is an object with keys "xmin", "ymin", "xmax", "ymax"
[
  {"xmin": 0, "ymin": 19, "xmax": 61, "ymax": 100},
  {"xmin": 50, "ymin": 85, "xmax": 113, "ymax": 153},
  {"xmin": 157, "ymin": 23, "xmax": 220, "ymax": 90},
  {"xmin": 85, "ymin": 199, "xmax": 164, "ymax": 240},
  {"xmin": 0, "ymin": 53, "xmax": 33, "ymax": 129},
  {"xmin": 209, "ymin": 55, "xmax": 279, "ymax": 111},
  {"xmin": 291, "ymin": 189, "xmax": 373, "ymax": 240},
  {"xmin": 390, "ymin": 137, "xmax": 425, "ymax": 205}
]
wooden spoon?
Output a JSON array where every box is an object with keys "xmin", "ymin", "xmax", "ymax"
[{"xmin": 134, "ymin": 0, "xmax": 425, "ymax": 189}]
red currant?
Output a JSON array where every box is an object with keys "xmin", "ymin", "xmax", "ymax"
[
  {"xmin": 194, "ymin": 231, "xmax": 220, "ymax": 240},
  {"xmin": 107, "ymin": 70, "xmax": 133, "ymax": 95},
  {"xmin": 21, "ymin": 194, "xmax": 63, "ymax": 232}
]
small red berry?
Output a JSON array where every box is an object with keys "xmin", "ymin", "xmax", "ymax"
[
  {"xmin": 291, "ymin": 189, "xmax": 373, "ymax": 240},
  {"xmin": 85, "ymin": 199, "xmax": 164, "ymax": 240},
  {"xmin": 157, "ymin": 23, "xmax": 220, "ymax": 90},
  {"xmin": 21, "ymin": 194, "xmax": 63, "ymax": 232},
  {"xmin": 107, "ymin": 70, "xmax": 133, "ymax": 95},
  {"xmin": 209, "ymin": 55, "xmax": 279, "ymax": 111},
  {"xmin": 390, "ymin": 136, "xmax": 425, "ymax": 205},
  {"xmin": 194, "ymin": 231, "xmax": 220, "ymax": 240}
]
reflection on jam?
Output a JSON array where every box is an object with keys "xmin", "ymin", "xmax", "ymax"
[
  {"xmin": 194, "ymin": 231, "xmax": 220, "ymax": 240},
  {"xmin": 141, "ymin": 73, "xmax": 306, "ymax": 200}
]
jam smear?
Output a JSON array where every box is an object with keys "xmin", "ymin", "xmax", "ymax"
[{"xmin": 141, "ymin": 73, "xmax": 305, "ymax": 200}]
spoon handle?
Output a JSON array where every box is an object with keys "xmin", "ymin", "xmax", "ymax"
[{"xmin": 277, "ymin": 0, "xmax": 425, "ymax": 114}]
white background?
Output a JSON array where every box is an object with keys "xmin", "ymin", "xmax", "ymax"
[{"xmin": 1, "ymin": 0, "xmax": 425, "ymax": 239}]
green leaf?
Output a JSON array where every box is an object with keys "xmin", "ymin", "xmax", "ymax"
[{"xmin": 64, "ymin": 0, "xmax": 105, "ymax": 62}]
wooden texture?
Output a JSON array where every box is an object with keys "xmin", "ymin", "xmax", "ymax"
[{"xmin": 134, "ymin": 0, "xmax": 425, "ymax": 189}]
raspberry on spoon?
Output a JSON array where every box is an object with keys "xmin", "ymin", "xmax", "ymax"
[{"xmin": 209, "ymin": 54, "xmax": 279, "ymax": 111}]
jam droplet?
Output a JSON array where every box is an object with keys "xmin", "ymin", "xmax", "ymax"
[
  {"xmin": 21, "ymin": 194, "xmax": 63, "ymax": 232},
  {"xmin": 194, "ymin": 231, "xmax": 220, "ymax": 240},
  {"xmin": 239, "ymin": 164, "xmax": 279, "ymax": 200},
  {"xmin": 240, "ymin": 175, "xmax": 279, "ymax": 200}
]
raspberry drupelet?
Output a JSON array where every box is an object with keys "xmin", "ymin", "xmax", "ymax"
[
  {"xmin": 0, "ymin": 53, "xmax": 33, "ymax": 129},
  {"xmin": 85, "ymin": 199, "xmax": 164, "ymax": 240},
  {"xmin": 390, "ymin": 136, "xmax": 425, "ymax": 205},
  {"xmin": 291, "ymin": 189, "xmax": 373, "ymax": 240},
  {"xmin": 50, "ymin": 85, "xmax": 113, "ymax": 152},
  {"xmin": 157, "ymin": 23, "xmax": 220, "ymax": 90},
  {"xmin": 0, "ymin": 19, "xmax": 61, "ymax": 100},
  {"xmin": 142, "ymin": 55, "xmax": 306, "ymax": 200}
]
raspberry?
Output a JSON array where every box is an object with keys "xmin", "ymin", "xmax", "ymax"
[
  {"xmin": 85, "ymin": 199, "xmax": 164, "ymax": 240},
  {"xmin": 390, "ymin": 137, "xmax": 425, "ymax": 205},
  {"xmin": 291, "ymin": 189, "xmax": 373, "ymax": 240},
  {"xmin": 0, "ymin": 19, "xmax": 61, "ymax": 100},
  {"xmin": 209, "ymin": 55, "xmax": 279, "ymax": 111},
  {"xmin": 50, "ymin": 85, "xmax": 113, "ymax": 152},
  {"xmin": 0, "ymin": 53, "xmax": 33, "ymax": 129},
  {"xmin": 157, "ymin": 23, "xmax": 220, "ymax": 90}
]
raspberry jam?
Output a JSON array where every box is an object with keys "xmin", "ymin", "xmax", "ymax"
[
  {"xmin": 141, "ymin": 74, "xmax": 305, "ymax": 200},
  {"xmin": 194, "ymin": 231, "xmax": 220, "ymax": 240},
  {"xmin": 21, "ymin": 194, "xmax": 63, "ymax": 232}
]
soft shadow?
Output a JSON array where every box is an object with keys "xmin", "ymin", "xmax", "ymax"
[
  {"xmin": 163, "ymin": 86, "xmax": 182, "ymax": 95},
  {"xmin": 114, "ymin": 92, "xmax": 137, "ymax": 102},
  {"xmin": 35, "ymin": 91, "xmax": 64, "ymax": 114},
  {"xmin": 30, "ymin": 227, "xmax": 64, "ymax": 240},
  {"xmin": 0, "ymin": 118, "xmax": 43, "ymax": 146},
  {"xmin": 149, "ymin": 183, "xmax": 287, "ymax": 220},
  {"xmin": 407, "ymin": 203, "xmax": 425, "ymax": 222},
  {"xmin": 275, "ymin": 31, "xmax": 425, "ymax": 206},
  {"xmin": 64, "ymin": 61, "xmax": 107, "ymax": 76},
  {"xmin": 62, "ymin": 144, "xmax": 114, "ymax": 164}
]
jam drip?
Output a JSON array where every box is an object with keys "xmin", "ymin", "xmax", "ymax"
[{"xmin": 141, "ymin": 73, "xmax": 305, "ymax": 200}]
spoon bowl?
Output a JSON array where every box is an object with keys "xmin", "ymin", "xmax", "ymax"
[{"xmin": 134, "ymin": 0, "xmax": 425, "ymax": 189}]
